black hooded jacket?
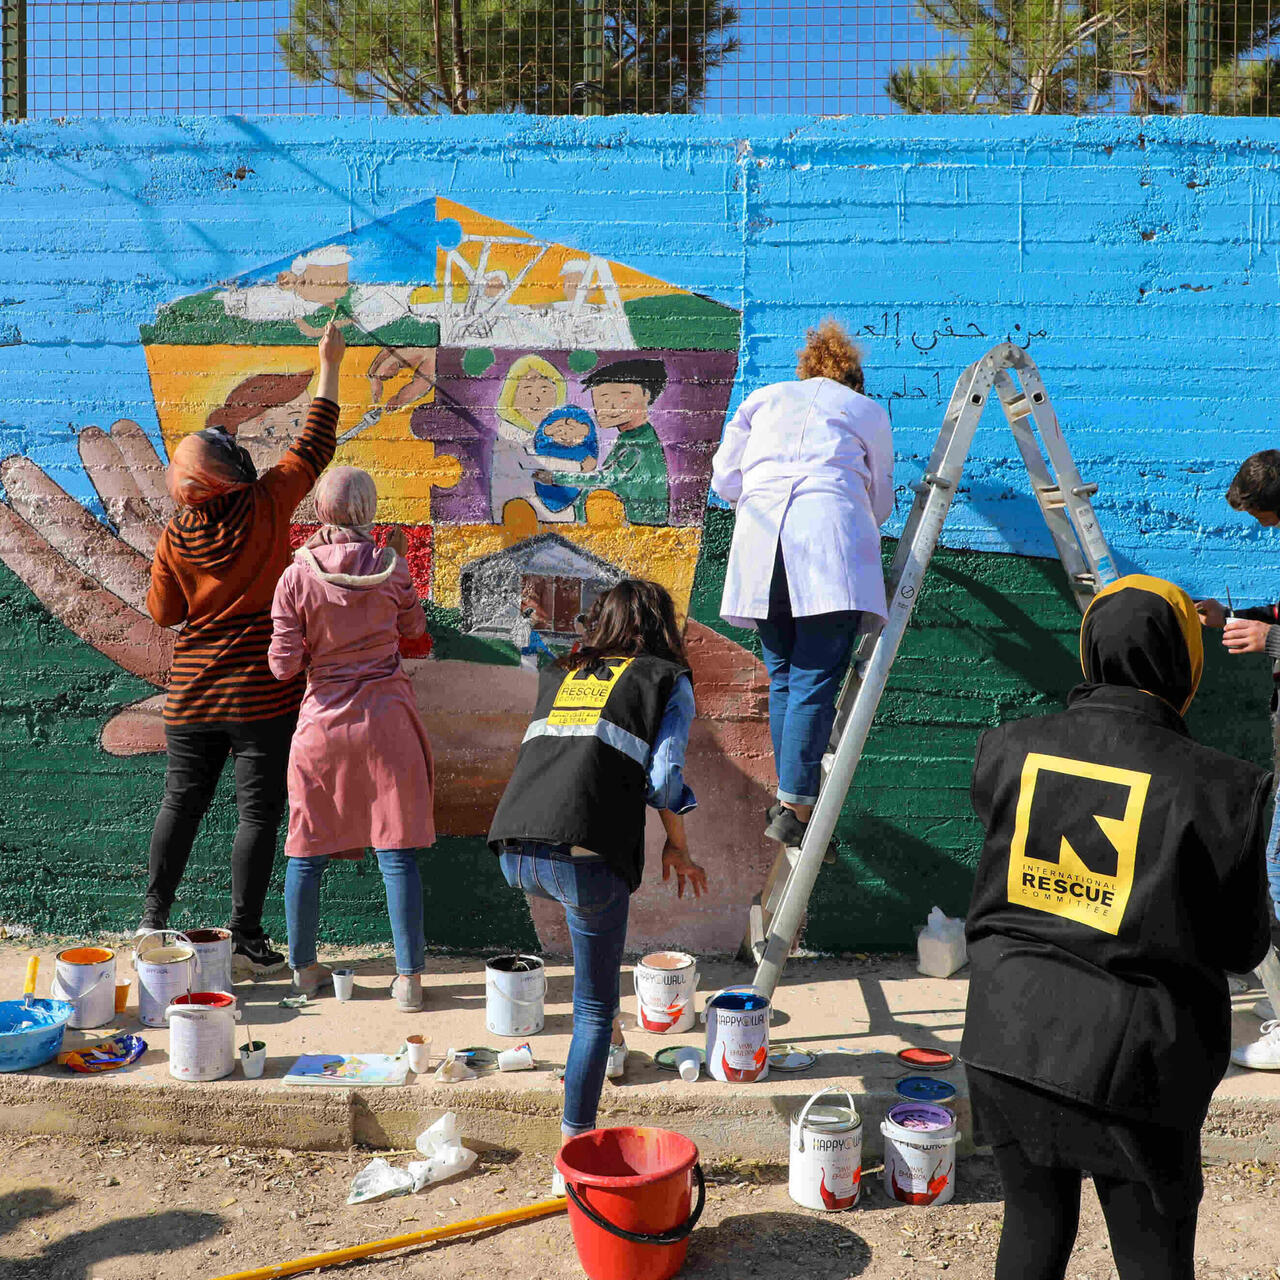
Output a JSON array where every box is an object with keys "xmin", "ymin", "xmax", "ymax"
[{"xmin": 962, "ymin": 575, "xmax": 1272, "ymax": 1125}]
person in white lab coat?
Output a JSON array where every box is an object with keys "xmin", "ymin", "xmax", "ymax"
[{"xmin": 711, "ymin": 320, "xmax": 895, "ymax": 848}]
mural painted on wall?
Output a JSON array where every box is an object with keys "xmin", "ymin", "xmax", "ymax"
[{"xmin": 0, "ymin": 194, "xmax": 773, "ymax": 956}]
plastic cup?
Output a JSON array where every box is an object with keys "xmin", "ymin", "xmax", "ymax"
[
  {"xmin": 406, "ymin": 1034, "xmax": 432, "ymax": 1073},
  {"xmin": 332, "ymin": 969, "xmax": 355, "ymax": 1001},
  {"xmin": 114, "ymin": 982, "xmax": 130, "ymax": 1014},
  {"xmin": 673, "ymin": 1047, "xmax": 701, "ymax": 1082},
  {"xmin": 497, "ymin": 1043, "xmax": 534, "ymax": 1072},
  {"xmin": 239, "ymin": 1041, "xmax": 267, "ymax": 1079}
]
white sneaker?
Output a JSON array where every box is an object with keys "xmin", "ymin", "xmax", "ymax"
[
  {"xmin": 1230, "ymin": 1020, "xmax": 1280, "ymax": 1070},
  {"xmin": 391, "ymin": 974, "xmax": 424, "ymax": 1011},
  {"xmin": 291, "ymin": 963, "xmax": 332, "ymax": 996},
  {"xmin": 606, "ymin": 1042, "xmax": 627, "ymax": 1079}
]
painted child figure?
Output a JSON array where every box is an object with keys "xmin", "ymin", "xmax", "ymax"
[{"xmin": 527, "ymin": 405, "xmax": 599, "ymax": 514}]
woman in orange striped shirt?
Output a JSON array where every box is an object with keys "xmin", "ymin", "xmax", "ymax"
[{"xmin": 140, "ymin": 324, "xmax": 346, "ymax": 975}]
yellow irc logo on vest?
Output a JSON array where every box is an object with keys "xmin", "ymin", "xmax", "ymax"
[
  {"xmin": 1007, "ymin": 753, "xmax": 1150, "ymax": 936},
  {"xmin": 546, "ymin": 659, "xmax": 634, "ymax": 727}
]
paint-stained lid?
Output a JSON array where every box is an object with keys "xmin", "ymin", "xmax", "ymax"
[{"xmin": 895, "ymin": 1075, "xmax": 957, "ymax": 1103}]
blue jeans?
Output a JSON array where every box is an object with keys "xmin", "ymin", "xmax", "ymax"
[
  {"xmin": 499, "ymin": 843, "xmax": 630, "ymax": 1136},
  {"xmin": 755, "ymin": 546, "xmax": 862, "ymax": 805},
  {"xmin": 1264, "ymin": 794, "xmax": 1280, "ymax": 930},
  {"xmin": 285, "ymin": 850, "xmax": 426, "ymax": 976}
]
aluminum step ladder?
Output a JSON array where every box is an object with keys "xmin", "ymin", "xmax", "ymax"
[{"xmin": 747, "ymin": 342, "xmax": 1119, "ymax": 999}]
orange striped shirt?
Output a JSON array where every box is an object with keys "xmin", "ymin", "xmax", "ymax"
[{"xmin": 147, "ymin": 398, "xmax": 338, "ymax": 725}]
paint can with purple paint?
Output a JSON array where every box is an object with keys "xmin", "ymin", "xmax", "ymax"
[{"xmin": 880, "ymin": 1102, "xmax": 958, "ymax": 1207}]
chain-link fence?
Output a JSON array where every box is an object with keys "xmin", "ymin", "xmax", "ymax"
[{"xmin": 6, "ymin": 0, "xmax": 1280, "ymax": 119}]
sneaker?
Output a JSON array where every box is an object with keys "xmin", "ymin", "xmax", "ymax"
[
  {"xmin": 391, "ymin": 974, "xmax": 424, "ymax": 1011},
  {"xmin": 134, "ymin": 909, "xmax": 169, "ymax": 938},
  {"xmin": 231, "ymin": 932, "xmax": 286, "ymax": 977},
  {"xmin": 291, "ymin": 963, "xmax": 332, "ymax": 996},
  {"xmin": 766, "ymin": 802, "xmax": 785, "ymax": 824},
  {"xmin": 1230, "ymin": 1020, "xmax": 1280, "ymax": 1070},
  {"xmin": 765, "ymin": 807, "xmax": 808, "ymax": 847},
  {"xmin": 606, "ymin": 1042, "xmax": 627, "ymax": 1079}
]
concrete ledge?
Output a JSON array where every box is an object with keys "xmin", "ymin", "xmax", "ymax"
[{"xmin": 1, "ymin": 945, "xmax": 1276, "ymax": 1163}]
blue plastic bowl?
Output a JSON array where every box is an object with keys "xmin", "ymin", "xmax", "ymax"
[{"xmin": 0, "ymin": 997, "xmax": 75, "ymax": 1072}]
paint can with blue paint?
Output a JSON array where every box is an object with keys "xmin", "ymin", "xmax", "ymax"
[{"xmin": 703, "ymin": 986, "xmax": 770, "ymax": 1083}]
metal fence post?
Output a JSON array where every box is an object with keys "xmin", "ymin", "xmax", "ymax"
[
  {"xmin": 1186, "ymin": 0, "xmax": 1214, "ymax": 113},
  {"xmin": 1, "ymin": 0, "xmax": 25, "ymax": 121},
  {"xmin": 582, "ymin": 0, "xmax": 604, "ymax": 115}
]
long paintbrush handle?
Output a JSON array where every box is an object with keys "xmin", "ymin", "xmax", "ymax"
[
  {"xmin": 23, "ymin": 956, "xmax": 38, "ymax": 1001},
  {"xmin": 208, "ymin": 1197, "xmax": 567, "ymax": 1280}
]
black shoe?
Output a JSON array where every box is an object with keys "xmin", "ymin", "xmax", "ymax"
[
  {"xmin": 765, "ymin": 807, "xmax": 808, "ymax": 847},
  {"xmin": 232, "ymin": 932, "xmax": 286, "ymax": 976},
  {"xmin": 766, "ymin": 802, "xmax": 785, "ymax": 824},
  {"xmin": 134, "ymin": 908, "xmax": 169, "ymax": 938}
]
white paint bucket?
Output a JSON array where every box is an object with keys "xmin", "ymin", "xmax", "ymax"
[
  {"xmin": 485, "ymin": 954, "xmax": 545, "ymax": 1038},
  {"xmin": 186, "ymin": 928, "xmax": 234, "ymax": 995},
  {"xmin": 50, "ymin": 946, "xmax": 117, "ymax": 1030},
  {"xmin": 165, "ymin": 992, "xmax": 240, "ymax": 1082},
  {"xmin": 634, "ymin": 951, "xmax": 698, "ymax": 1034},
  {"xmin": 880, "ymin": 1102, "xmax": 958, "ymax": 1207},
  {"xmin": 789, "ymin": 1087, "xmax": 863, "ymax": 1211},
  {"xmin": 703, "ymin": 986, "xmax": 769, "ymax": 1083},
  {"xmin": 134, "ymin": 930, "xmax": 201, "ymax": 1029}
]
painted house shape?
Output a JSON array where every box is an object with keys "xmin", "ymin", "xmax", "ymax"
[{"xmin": 460, "ymin": 534, "xmax": 624, "ymax": 642}]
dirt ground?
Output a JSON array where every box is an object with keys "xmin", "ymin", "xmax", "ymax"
[{"xmin": 0, "ymin": 1133, "xmax": 1275, "ymax": 1280}]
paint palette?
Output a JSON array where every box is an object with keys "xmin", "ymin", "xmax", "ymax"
[{"xmin": 896, "ymin": 1046, "xmax": 955, "ymax": 1071}]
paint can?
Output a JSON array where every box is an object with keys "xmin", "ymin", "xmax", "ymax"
[
  {"xmin": 165, "ymin": 992, "xmax": 240, "ymax": 1082},
  {"xmin": 49, "ymin": 946, "xmax": 117, "ymax": 1030},
  {"xmin": 633, "ymin": 951, "xmax": 698, "ymax": 1034},
  {"xmin": 789, "ymin": 1087, "xmax": 862, "ymax": 1211},
  {"xmin": 485, "ymin": 954, "xmax": 545, "ymax": 1038},
  {"xmin": 134, "ymin": 930, "xmax": 200, "ymax": 1029},
  {"xmin": 186, "ymin": 928, "xmax": 234, "ymax": 995},
  {"xmin": 880, "ymin": 1102, "xmax": 958, "ymax": 1207},
  {"xmin": 703, "ymin": 986, "xmax": 769, "ymax": 1083}
]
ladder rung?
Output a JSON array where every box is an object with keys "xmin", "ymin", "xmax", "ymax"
[
  {"xmin": 1072, "ymin": 482, "xmax": 1098, "ymax": 498},
  {"xmin": 1005, "ymin": 395, "xmax": 1031, "ymax": 419},
  {"xmin": 1072, "ymin": 572, "xmax": 1098, "ymax": 586}
]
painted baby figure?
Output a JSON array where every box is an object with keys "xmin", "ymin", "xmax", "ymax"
[{"xmin": 268, "ymin": 466, "xmax": 436, "ymax": 1011}]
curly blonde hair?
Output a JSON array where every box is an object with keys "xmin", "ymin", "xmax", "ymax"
[{"xmin": 796, "ymin": 319, "xmax": 865, "ymax": 394}]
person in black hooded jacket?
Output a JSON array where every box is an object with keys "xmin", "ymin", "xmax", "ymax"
[{"xmin": 963, "ymin": 573, "xmax": 1272, "ymax": 1280}]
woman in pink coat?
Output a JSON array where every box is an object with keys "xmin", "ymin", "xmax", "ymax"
[{"xmin": 269, "ymin": 466, "xmax": 435, "ymax": 1011}]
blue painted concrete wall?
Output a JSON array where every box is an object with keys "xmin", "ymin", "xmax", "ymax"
[{"xmin": 0, "ymin": 114, "xmax": 1276, "ymax": 950}]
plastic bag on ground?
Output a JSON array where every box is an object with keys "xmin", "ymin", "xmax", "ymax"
[
  {"xmin": 347, "ymin": 1157, "xmax": 415, "ymax": 1205},
  {"xmin": 408, "ymin": 1111, "xmax": 477, "ymax": 1190},
  {"xmin": 916, "ymin": 906, "xmax": 968, "ymax": 978},
  {"xmin": 434, "ymin": 1047, "xmax": 478, "ymax": 1083}
]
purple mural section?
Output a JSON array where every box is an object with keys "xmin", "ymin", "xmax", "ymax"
[{"xmin": 411, "ymin": 348, "xmax": 738, "ymax": 527}]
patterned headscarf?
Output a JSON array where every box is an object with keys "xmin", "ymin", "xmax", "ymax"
[
  {"xmin": 314, "ymin": 465, "xmax": 378, "ymax": 534},
  {"xmin": 166, "ymin": 428, "xmax": 257, "ymax": 508}
]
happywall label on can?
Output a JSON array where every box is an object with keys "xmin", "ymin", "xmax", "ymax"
[
  {"xmin": 789, "ymin": 1088, "xmax": 862, "ymax": 1212},
  {"xmin": 880, "ymin": 1103, "xmax": 958, "ymax": 1207},
  {"xmin": 634, "ymin": 951, "xmax": 698, "ymax": 1034},
  {"xmin": 703, "ymin": 986, "xmax": 769, "ymax": 1083}
]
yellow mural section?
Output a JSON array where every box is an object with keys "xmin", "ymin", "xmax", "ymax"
[{"xmin": 144, "ymin": 344, "xmax": 458, "ymax": 523}]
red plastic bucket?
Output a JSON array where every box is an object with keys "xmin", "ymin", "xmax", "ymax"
[{"xmin": 555, "ymin": 1127, "xmax": 705, "ymax": 1280}]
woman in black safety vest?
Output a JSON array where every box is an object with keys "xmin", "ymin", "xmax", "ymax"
[
  {"xmin": 488, "ymin": 578, "xmax": 708, "ymax": 1178},
  {"xmin": 963, "ymin": 574, "xmax": 1272, "ymax": 1280}
]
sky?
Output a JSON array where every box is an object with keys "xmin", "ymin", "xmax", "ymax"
[{"xmin": 22, "ymin": 0, "xmax": 953, "ymax": 118}]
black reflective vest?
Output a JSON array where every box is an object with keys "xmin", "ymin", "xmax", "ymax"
[
  {"xmin": 488, "ymin": 654, "xmax": 687, "ymax": 891},
  {"xmin": 962, "ymin": 683, "xmax": 1272, "ymax": 1125}
]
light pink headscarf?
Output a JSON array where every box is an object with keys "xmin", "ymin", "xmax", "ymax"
[
  {"xmin": 310, "ymin": 466, "xmax": 379, "ymax": 545},
  {"xmin": 166, "ymin": 432, "xmax": 253, "ymax": 508}
]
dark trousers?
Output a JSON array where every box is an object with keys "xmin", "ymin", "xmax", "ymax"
[
  {"xmin": 992, "ymin": 1141, "xmax": 1199, "ymax": 1280},
  {"xmin": 145, "ymin": 714, "xmax": 296, "ymax": 937}
]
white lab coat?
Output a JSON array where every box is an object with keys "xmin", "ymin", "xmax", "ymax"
[{"xmin": 711, "ymin": 377, "xmax": 894, "ymax": 627}]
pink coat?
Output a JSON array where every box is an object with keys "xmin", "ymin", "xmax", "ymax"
[{"xmin": 269, "ymin": 536, "xmax": 435, "ymax": 858}]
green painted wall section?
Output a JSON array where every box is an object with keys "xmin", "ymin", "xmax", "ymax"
[{"xmin": 5, "ymin": 515, "xmax": 1267, "ymax": 951}]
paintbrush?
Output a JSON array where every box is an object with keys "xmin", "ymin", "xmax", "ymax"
[{"xmin": 1226, "ymin": 586, "xmax": 1236, "ymax": 620}]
